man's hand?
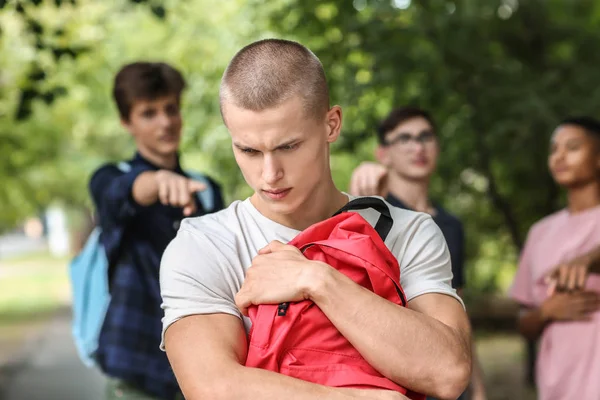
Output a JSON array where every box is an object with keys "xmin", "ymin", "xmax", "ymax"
[
  {"xmin": 154, "ymin": 170, "xmax": 206, "ymax": 216},
  {"xmin": 545, "ymin": 255, "xmax": 593, "ymax": 295},
  {"xmin": 235, "ymin": 240, "xmax": 324, "ymax": 316},
  {"xmin": 540, "ymin": 291, "xmax": 600, "ymax": 322},
  {"xmin": 349, "ymin": 162, "xmax": 388, "ymax": 197}
]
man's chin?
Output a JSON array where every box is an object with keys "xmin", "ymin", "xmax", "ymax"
[
  {"xmin": 156, "ymin": 142, "xmax": 180, "ymax": 155},
  {"xmin": 403, "ymin": 171, "xmax": 433, "ymax": 181},
  {"xmin": 256, "ymin": 193, "xmax": 298, "ymax": 214}
]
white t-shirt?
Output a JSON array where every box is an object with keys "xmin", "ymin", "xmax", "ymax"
[{"xmin": 159, "ymin": 195, "xmax": 462, "ymax": 349}]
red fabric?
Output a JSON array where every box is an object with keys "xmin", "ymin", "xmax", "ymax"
[{"xmin": 245, "ymin": 212, "xmax": 425, "ymax": 400}]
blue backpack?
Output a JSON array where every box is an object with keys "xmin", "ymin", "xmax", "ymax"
[{"xmin": 69, "ymin": 163, "xmax": 218, "ymax": 367}]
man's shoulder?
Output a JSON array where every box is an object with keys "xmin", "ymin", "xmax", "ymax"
[
  {"xmin": 90, "ymin": 162, "xmax": 121, "ymax": 179},
  {"xmin": 350, "ymin": 196, "xmax": 434, "ymax": 243},
  {"xmin": 89, "ymin": 160, "xmax": 135, "ymax": 186},
  {"xmin": 176, "ymin": 200, "xmax": 252, "ymax": 249}
]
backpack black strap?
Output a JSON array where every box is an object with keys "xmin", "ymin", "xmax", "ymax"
[
  {"xmin": 334, "ymin": 197, "xmax": 406, "ymax": 305},
  {"xmin": 333, "ymin": 197, "xmax": 393, "ymax": 241}
]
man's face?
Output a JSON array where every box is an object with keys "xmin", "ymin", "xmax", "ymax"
[
  {"xmin": 122, "ymin": 94, "xmax": 183, "ymax": 158},
  {"xmin": 223, "ymin": 96, "xmax": 341, "ymax": 219},
  {"xmin": 548, "ymin": 124, "xmax": 600, "ymax": 188},
  {"xmin": 377, "ymin": 116, "xmax": 439, "ymax": 181}
]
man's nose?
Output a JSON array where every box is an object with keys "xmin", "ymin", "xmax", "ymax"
[
  {"xmin": 157, "ymin": 111, "xmax": 172, "ymax": 127},
  {"xmin": 262, "ymin": 154, "xmax": 283, "ymax": 184}
]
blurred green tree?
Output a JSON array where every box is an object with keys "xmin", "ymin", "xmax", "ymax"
[
  {"xmin": 2, "ymin": 0, "xmax": 599, "ymax": 296},
  {"xmin": 0, "ymin": 0, "xmax": 264, "ymax": 230},
  {"xmin": 261, "ymin": 0, "xmax": 600, "ymax": 292}
]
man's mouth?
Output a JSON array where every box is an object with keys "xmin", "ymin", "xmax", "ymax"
[{"xmin": 262, "ymin": 188, "xmax": 292, "ymax": 200}]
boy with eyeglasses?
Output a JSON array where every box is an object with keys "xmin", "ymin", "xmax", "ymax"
[{"xmin": 350, "ymin": 106, "xmax": 487, "ymax": 400}]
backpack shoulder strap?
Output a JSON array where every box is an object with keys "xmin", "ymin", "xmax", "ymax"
[
  {"xmin": 333, "ymin": 197, "xmax": 393, "ymax": 241},
  {"xmin": 186, "ymin": 171, "xmax": 218, "ymax": 213},
  {"xmin": 116, "ymin": 162, "xmax": 131, "ymax": 173}
]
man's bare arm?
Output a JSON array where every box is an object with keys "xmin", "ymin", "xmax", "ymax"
[
  {"xmin": 132, "ymin": 170, "xmax": 205, "ymax": 215},
  {"xmin": 309, "ymin": 267, "xmax": 471, "ymax": 400},
  {"xmin": 164, "ymin": 314, "xmax": 407, "ymax": 400}
]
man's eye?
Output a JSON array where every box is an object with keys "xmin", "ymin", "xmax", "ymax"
[
  {"xmin": 241, "ymin": 148, "xmax": 259, "ymax": 155},
  {"xmin": 396, "ymin": 134, "xmax": 412, "ymax": 144},
  {"xmin": 280, "ymin": 144, "xmax": 298, "ymax": 151},
  {"xmin": 418, "ymin": 132, "xmax": 435, "ymax": 142},
  {"xmin": 165, "ymin": 104, "xmax": 180, "ymax": 116},
  {"xmin": 141, "ymin": 110, "xmax": 156, "ymax": 118}
]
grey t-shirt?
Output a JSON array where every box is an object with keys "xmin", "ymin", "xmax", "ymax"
[{"xmin": 159, "ymin": 196, "xmax": 462, "ymax": 349}]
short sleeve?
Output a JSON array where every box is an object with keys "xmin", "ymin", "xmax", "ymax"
[
  {"xmin": 449, "ymin": 221, "xmax": 465, "ymax": 289},
  {"xmin": 509, "ymin": 228, "xmax": 537, "ymax": 307},
  {"xmin": 159, "ymin": 224, "xmax": 242, "ymax": 350},
  {"xmin": 397, "ymin": 216, "xmax": 464, "ymax": 307}
]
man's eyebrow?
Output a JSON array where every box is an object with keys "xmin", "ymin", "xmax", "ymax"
[
  {"xmin": 233, "ymin": 142, "xmax": 255, "ymax": 150},
  {"xmin": 274, "ymin": 138, "xmax": 301, "ymax": 149},
  {"xmin": 233, "ymin": 138, "xmax": 302, "ymax": 151}
]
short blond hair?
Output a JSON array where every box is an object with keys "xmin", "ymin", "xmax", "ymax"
[{"xmin": 220, "ymin": 39, "xmax": 330, "ymax": 121}]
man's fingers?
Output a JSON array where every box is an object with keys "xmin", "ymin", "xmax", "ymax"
[
  {"xmin": 158, "ymin": 181, "xmax": 169, "ymax": 205},
  {"xmin": 558, "ymin": 266, "xmax": 569, "ymax": 291},
  {"xmin": 258, "ymin": 240, "xmax": 288, "ymax": 255},
  {"xmin": 546, "ymin": 279, "xmax": 557, "ymax": 297},
  {"xmin": 350, "ymin": 163, "xmax": 386, "ymax": 197},
  {"xmin": 178, "ymin": 178, "xmax": 191, "ymax": 206},
  {"xmin": 168, "ymin": 179, "xmax": 179, "ymax": 206},
  {"xmin": 353, "ymin": 170, "xmax": 365, "ymax": 196},
  {"xmin": 576, "ymin": 264, "xmax": 588, "ymax": 290},
  {"xmin": 188, "ymin": 180, "xmax": 207, "ymax": 193},
  {"xmin": 234, "ymin": 290, "xmax": 251, "ymax": 317},
  {"xmin": 182, "ymin": 204, "xmax": 195, "ymax": 217},
  {"xmin": 566, "ymin": 267, "xmax": 578, "ymax": 291}
]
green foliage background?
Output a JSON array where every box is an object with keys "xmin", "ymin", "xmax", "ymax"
[{"xmin": 3, "ymin": 0, "xmax": 600, "ymax": 293}]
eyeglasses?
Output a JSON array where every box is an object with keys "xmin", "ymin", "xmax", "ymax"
[{"xmin": 384, "ymin": 130, "xmax": 437, "ymax": 148}]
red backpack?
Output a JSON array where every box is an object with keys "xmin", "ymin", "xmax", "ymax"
[{"xmin": 245, "ymin": 198, "xmax": 425, "ymax": 400}]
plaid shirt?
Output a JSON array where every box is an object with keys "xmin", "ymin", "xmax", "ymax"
[{"xmin": 90, "ymin": 152, "xmax": 224, "ymax": 400}]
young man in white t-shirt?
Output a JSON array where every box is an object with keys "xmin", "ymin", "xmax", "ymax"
[{"xmin": 159, "ymin": 39, "xmax": 472, "ymax": 400}]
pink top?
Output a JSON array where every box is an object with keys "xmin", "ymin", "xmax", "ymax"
[{"xmin": 510, "ymin": 205, "xmax": 600, "ymax": 400}]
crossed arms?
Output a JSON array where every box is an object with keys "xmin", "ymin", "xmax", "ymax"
[{"xmin": 161, "ymin": 222, "xmax": 472, "ymax": 400}]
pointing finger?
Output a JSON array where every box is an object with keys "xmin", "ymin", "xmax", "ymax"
[{"xmin": 188, "ymin": 180, "xmax": 207, "ymax": 193}]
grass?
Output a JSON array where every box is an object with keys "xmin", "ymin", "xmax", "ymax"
[
  {"xmin": 0, "ymin": 252, "xmax": 71, "ymax": 324},
  {"xmin": 0, "ymin": 252, "xmax": 72, "ymax": 366}
]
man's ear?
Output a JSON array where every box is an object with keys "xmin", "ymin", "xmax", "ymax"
[
  {"xmin": 121, "ymin": 118, "xmax": 134, "ymax": 137},
  {"xmin": 375, "ymin": 145, "xmax": 391, "ymax": 167},
  {"xmin": 325, "ymin": 105, "xmax": 343, "ymax": 144}
]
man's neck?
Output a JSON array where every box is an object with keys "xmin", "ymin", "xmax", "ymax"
[
  {"xmin": 387, "ymin": 171, "xmax": 432, "ymax": 213},
  {"xmin": 251, "ymin": 179, "xmax": 348, "ymax": 231},
  {"xmin": 137, "ymin": 147, "xmax": 178, "ymax": 170},
  {"xmin": 567, "ymin": 180, "xmax": 600, "ymax": 214}
]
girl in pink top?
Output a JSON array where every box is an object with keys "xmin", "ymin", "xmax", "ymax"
[{"xmin": 510, "ymin": 116, "xmax": 600, "ymax": 400}]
